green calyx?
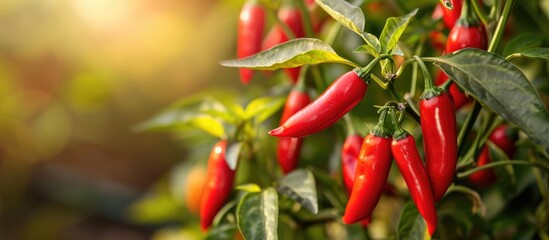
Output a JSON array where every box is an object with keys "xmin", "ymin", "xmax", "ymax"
[
  {"xmin": 456, "ymin": 0, "xmax": 481, "ymax": 27},
  {"xmin": 371, "ymin": 109, "xmax": 392, "ymax": 138},
  {"xmin": 421, "ymin": 86, "xmax": 444, "ymax": 100},
  {"xmin": 389, "ymin": 108, "xmax": 409, "ymax": 140},
  {"xmin": 413, "ymin": 55, "xmax": 443, "ymax": 100},
  {"xmin": 353, "ymin": 67, "xmax": 371, "ymax": 84}
]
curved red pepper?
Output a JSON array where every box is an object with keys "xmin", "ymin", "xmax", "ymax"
[
  {"xmin": 269, "ymin": 69, "xmax": 368, "ymax": 138},
  {"xmin": 277, "ymin": 88, "xmax": 311, "ymax": 174},
  {"xmin": 392, "ymin": 132, "xmax": 438, "ymax": 236},
  {"xmin": 342, "ymin": 133, "xmax": 392, "ymax": 225},
  {"xmin": 261, "ymin": 5, "xmax": 304, "ymax": 83},
  {"xmin": 421, "ymin": 92, "xmax": 458, "ymax": 202},
  {"xmin": 341, "ymin": 134, "xmax": 364, "ymax": 194},
  {"xmin": 237, "ymin": 1, "xmax": 265, "ymax": 84},
  {"xmin": 200, "ymin": 140, "xmax": 235, "ymax": 230}
]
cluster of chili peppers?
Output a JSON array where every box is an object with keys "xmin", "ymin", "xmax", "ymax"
[
  {"xmin": 237, "ymin": 0, "xmax": 312, "ymax": 85},
  {"xmin": 433, "ymin": 0, "xmax": 487, "ymax": 109},
  {"xmin": 207, "ymin": 0, "xmax": 518, "ymax": 236},
  {"xmin": 340, "ymin": 107, "xmax": 438, "ymax": 236}
]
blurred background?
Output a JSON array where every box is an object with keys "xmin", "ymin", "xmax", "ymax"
[{"xmin": 0, "ymin": 0, "xmax": 242, "ymax": 239}]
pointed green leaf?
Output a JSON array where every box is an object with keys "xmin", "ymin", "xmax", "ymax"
[
  {"xmin": 236, "ymin": 183, "xmax": 262, "ymax": 193},
  {"xmin": 237, "ymin": 188, "xmax": 278, "ymax": 240},
  {"xmin": 354, "ymin": 44, "xmax": 379, "ymax": 57},
  {"xmin": 245, "ymin": 97, "xmax": 285, "ymax": 123},
  {"xmin": 507, "ymin": 48, "xmax": 549, "ymax": 61},
  {"xmin": 315, "ymin": 0, "xmax": 365, "ymax": 34},
  {"xmin": 277, "ymin": 169, "xmax": 318, "ymax": 214},
  {"xmin": 502, "ymin": 33, "xmax": 544, "ymax": 57},
  {"xmin": 219, "ymin": 38, "xmax": 358, "ymax": 70},
  {"xmin": 187, "ymin": 115, "xmax": 225, "ymax": 138},
  {"xmin": 206, "ymin": 224, "xmax": 238, "ymax": 240},
  {"xmin": 379, "ymin": 9, "xmax": 418, "ymax": 54},
  {"xmin": 397, "ymin": 201, "xmax": 430, "ymax": 240},
  {"xmin": 225, "ymin": 141, "xmax": 243, "ymax": 170},
  {"xmin": 434, "ymin": 48, "xmax": 549, "ymax": 150},
  {"xmin": 361, "ymin": 32, "xmax": 381, "ymax": 54}
]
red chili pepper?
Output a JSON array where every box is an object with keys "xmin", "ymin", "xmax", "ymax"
[
  {"xmin": 237, "ymin": 1, "xmax": 265, "ymax": 84},
  {"xmin": 429, "ymin": 31, "xmax": 447, "ymax": 53},
  {"xmin": 488, "ymin": 124, "xmax": 518, "ymax": 158},
  {"xmin": 469, "ymin": 124, "xmax": 518, "ymax": 187},
  {"xmin": 261, "ymin": 4, "xmax": 304, "ymax": 83},
  {"xmin": 421, "ymin": 83, "xmax": 458, "ymax": 202},
  {"xmin": 441, "ymin": 0, "xmax": 463, "ymax": 29},
  {"xmin": 445, "ymin": 0, "xmax": 487, "ymax": 53},
  {"xmin": 434, "ymin": 70, "xmax": 470, "ymax": 110},
  {"xmin": 269, "ymin": 69, "xmax": 368, "ymax": 138},
  {"xmin": 200, "ymin": 140, "xmax": 235, "ymax": 231},
  {"xmin": 277, "ymin": 87, "xmax": 311, "ymax": 174},
  {"xmin": 341, "ymin": 134, "xmax": 364, "ymax": 194},
  {"xmin": 342, "ymin": 129, "xmax": 392, "ymax": 225},
  {"xmin": 392, "ymin": 128, "xmax": 438, "ymax": 236},
  {"xmin": 468, "ymin": 146, "xmax": 497, "ymax": 188}
]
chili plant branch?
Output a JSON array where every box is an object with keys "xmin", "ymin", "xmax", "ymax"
[{"xmin": 457, "ymin": 160, "xmax": 549, "ymax": 178}]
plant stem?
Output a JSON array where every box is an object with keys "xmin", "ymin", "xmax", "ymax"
[
  {"xmin": 296, "ymin": 0, "xmax": 314, "ymax": 38},
  {"xmin": 446, "ymin": 185, "xmax": 486, "ymax": 216},
  {"xmin": 471, "ymin": 0, "xmax": 489, "ymax": 26},
  {"xmin": 457, "ymin": 160, "xmax": 549, "ymax": 178},
  {"xmin": 343, "ymin": 114, "xmax": 356, "ymax": 136},
  {"xmin": 394, "ymin": 58, "xmax": 416, "ymax": 79},
  {"xmin": 487, "ymin": 0, "xmax": 515, "ymax": 53},
  {"xmin": 457, "ymin": 102, "xmax": 482, "ymax": 156}
]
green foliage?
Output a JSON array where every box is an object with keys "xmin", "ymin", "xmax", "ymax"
[
  {"xmin": 434, "ymin": 49, "xmax": 549, "ymax": 150},
  {"xmin": 237, "ymin": 188, "xmax": 279, "ymax": 240}
]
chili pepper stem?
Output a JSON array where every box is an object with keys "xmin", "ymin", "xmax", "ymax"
[
  {"xmin": 372, "ymin": 109, "xmax": 391, "ymax": 138},
  {"xmin": 389, "ymin": 108, "xmax": 408, "ymax": 140},
  {"xmin": 414, "ymin": 55, "xmax": 442, "ymax": 100}
]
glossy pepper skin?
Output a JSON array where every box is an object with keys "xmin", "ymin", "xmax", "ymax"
[
  {"xmin": 488, "ymin": 124, "xmax": 518, "ymax": 158},
  {"xmin": 342, "ymin": 133, "xmax": 392, "ymax": 224},
  {"xmin": 435, "ymin": 70, "xmax": 469, "ymax": 110},
  {"xmin": 446, "ymin": 23, "xmax": 487, "ymax": 53},
  {"xmin": 261, "ymin": 5, "xmax": 304, "ymax": 83},
  {"xmin": 421, "ymin": 91, "xmax": 458, "ymax": 202},
  {"xmin": 392, "ymin": 132, "xmax": 438, "ymax": 236},
  {"xmin": 441, "ymin": 0, "xmax": 463, "ymax": 29},
  {"xmin": 237, "ymin": 1, "xmax": 265, "ymax": 84},
  {"xmin": 200, "ymin": 140, "xmax": 235, "ymax": 231},
  {"xmin": 277, "ymin": 88, "xmax": 311, "ymax": 174},
  {"xmin": 469, "ymin": 124, "xmax": 518, "ymax": 187},
  {"xmin": 269, "ymin": 69, "xmax": 368, "ymax": 138},
  {"xmin": 341, "ymin": 134, "xmax": 365, "ymax": 194}
]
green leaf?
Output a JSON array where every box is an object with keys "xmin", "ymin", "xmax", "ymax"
[
  {"xmin": 434, "ymin": 48, "xmax": 549, "ymax": 150},
  {"xmin": 219, "ymin": 38, "xmax": 358, "ymax": 70},
  {"xmin": 488, "ymin": 142, "xmax": 517, "ymax": 192},
  {"xmin": 245, "ymin": 97, "xmax": 285, "ymax": 123},
  {"xmin": 236, "ymin": 183, "xmax": 262, "ymax": 193},
  {"xmin": 187, "ymin": 115, "xmax": 226, "ymax": 138},
  {"xmin": 277, "ymin": 169, "xmax": 318, "ymax": 214},
  {"xmin": 507, "ymin": 48, "xmax": 549, "ymax": 61},
  {"xmin": 205, "ymin": 224, "xmax": 238, "ymax": 240},
  {"xmin": 396, "ymin": 201, "xmax": 430, "ymax": 240},
  {"xmin": 237, "ymin": 188, "xmax": 278, "ymax": 240},
  {"xmin": 315, "ymin": 0, "xmax": 365, "ymax": 34},
  {"xmin": 379, "ymin": 9, "xmax": 418, "ymax": 54},
  {"xmin": 502, "ymin": 33, "xmax": 544, "ymax": 57},
  {"xmin": 133, "ymin": 111, "xmax": 225, "ymax": 138},
  {"xmin": 354, "ymin": 45, "xmax": 379, "ymax": 57},
  {"xmin": 226, "ymin": 141, "xmax": 243, "ymax": 170},
  {"xmin": 360, "ymin": 32, "xmax": 381, "ymax": 53}
]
